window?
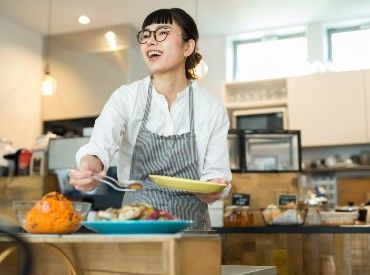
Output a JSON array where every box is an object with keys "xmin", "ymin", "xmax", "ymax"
[
  {"xmin": 328, "ymin": 25, "xmax": 370, "ymax": 71},
  {"xmin": 233, "ymin": 33, "xmax": 308, "ymax": 81}
]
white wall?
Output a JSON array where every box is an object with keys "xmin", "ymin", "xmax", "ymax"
[
  {"xmin": 42, "ymin": 41, "xmax": 129, "ymax": 120},
  {"xmin": 42, "ymin": 24, "xmax": 147, "ymax": 121},
  {"xmin": 198, "ymin": 35, "xmax": 226, "ymax": 100},
  {"xmin": 0, "ymin": 15, "xmax": 43, "ymax": 149}
]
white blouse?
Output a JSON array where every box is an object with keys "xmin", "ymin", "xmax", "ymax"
[{"xmin": 76, "ymin": 76, "xmax": 232, "ymax": 197}]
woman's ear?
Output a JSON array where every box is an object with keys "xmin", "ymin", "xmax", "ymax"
[{"xmin": 184, "ymin": 39, "xmax": 196, "ymax": 57}]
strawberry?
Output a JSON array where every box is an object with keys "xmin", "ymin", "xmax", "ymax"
[{"xmin": 158, "ymin": 210, "xmax": 175, "ymax": 220}]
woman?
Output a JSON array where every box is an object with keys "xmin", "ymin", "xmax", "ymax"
[{"xmin": 69, "ymin": 8, "xmax": 231, "ymax": 230}]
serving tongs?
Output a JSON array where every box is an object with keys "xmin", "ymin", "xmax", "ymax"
[{"xmin": 69, "ymin": 168, "xmax": 143, "ymax": 192}]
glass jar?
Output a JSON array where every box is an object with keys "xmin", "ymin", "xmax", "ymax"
[
  {"xmin": 358, "ymin": 203, "xmax": 368, "ymax": 223},
  {"xmin": 305, "ymin": 204, "xmax": 321, "ymax": 225},
  {"xmin": 240, "ymin": 206, "xmax": 254, "ymax": 226},
  {"xmin": 223, "ymin": 206, "xmax": 241, "ymax": 227}
]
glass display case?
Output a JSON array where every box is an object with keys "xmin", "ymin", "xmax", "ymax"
[
  {"xmin": 244, "ymin": 130, "xmax": 301, "ymax": 172},
  {"xmin": 227, "ymin": 129, "xmax": 245, "ymax": 172},
  {"xmin": 227, "ymin": 130, "xmax": 301, "ymax": 172}
]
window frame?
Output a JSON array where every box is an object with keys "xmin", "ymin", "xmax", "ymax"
[
  {"xmin": 232, "ymin": 32, "xmax": 307, "ymax": 80},
  {"xmin": 327, "ymin": 24, "xmax": 370, "ymax": 62}
]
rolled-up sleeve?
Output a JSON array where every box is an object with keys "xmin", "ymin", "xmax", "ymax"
[
  {"xmin": 76, "ymin": 89, "xmax": 128, "ymax": 170},
  {"xmin": 200, "ymin": 106, "xmax": 232, "ymax": 198}
]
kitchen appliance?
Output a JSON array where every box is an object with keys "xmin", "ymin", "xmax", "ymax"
[
  {"xmin": 232, "ymin": 107, "xmax": 288, "ymax": 131},
  {"xmin": 227, "ymin": 129, "xmax": 245, "ymax": 172},
  {"xmin": 4, "ymin": 149, "xmax": 32, "ymax": 176},
  {"xmin": 227, "ymin": 130, "xmax": 301, "ymax": 172},
  {"xmin": 47, "ymin": 137, "xmax": 122, "ymax": 210}
]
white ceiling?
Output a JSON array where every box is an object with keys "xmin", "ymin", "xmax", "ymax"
[{"xmin": 0, "ymin": 0, "xmax": 370, "ymax": 36}]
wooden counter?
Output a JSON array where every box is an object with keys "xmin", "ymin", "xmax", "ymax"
[
  {"xmin": 0, "ymin": 233, "xmax": 221, "ymax": 275},
  {"xmin": 214, "ymin": 225, "xmax": 370, "ymax": 234},
  {"xmin": 217, "ymin": 228, "xmax": 370, "ymax": 275}
]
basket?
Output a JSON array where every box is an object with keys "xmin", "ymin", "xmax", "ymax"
[{"xmin": 261, "ymin": 207, "xmax": 307, "ymax": 226}]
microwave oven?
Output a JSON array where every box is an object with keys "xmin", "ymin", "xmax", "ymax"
[{"xmin": 232, "ymin": 107, "xmax": 288, "ymax": 131}]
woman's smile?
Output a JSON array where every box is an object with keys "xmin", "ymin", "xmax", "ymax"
[{"xmin": 146, "ymin": 50, "xmax": 163, "ymax": 62}]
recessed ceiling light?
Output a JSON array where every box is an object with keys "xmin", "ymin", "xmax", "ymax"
[{"xmin": 77, "ymin": 15, "xmax": 91, "ymax": 25}]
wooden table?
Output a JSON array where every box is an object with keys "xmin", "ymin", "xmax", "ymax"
[{"xmin": 0, "ymin": 232, "xmax": 221, "ymax": 275}]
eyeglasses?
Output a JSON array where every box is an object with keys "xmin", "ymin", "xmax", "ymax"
[{"xmin": 137, "ymin": 26, "xmax": 187, "ymax": 44}]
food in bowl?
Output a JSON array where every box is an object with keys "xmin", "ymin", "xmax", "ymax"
[
  {"xmin": 319, "ymin": 211, "xmax": 358, "ymax": 226},
  {"xmin": 261, "ymin": 204, "xmax": 306, "ymax": 226},
  {"xmin": 13, "ymin": 192, "xmax": 91, "ymax": 234},
  {"xmin": 97, "ymin": 204, "xmax": 175, "ymax": 221}
]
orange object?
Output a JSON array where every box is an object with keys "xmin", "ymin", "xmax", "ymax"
[
  {"xmin": 240, "ymin": 206, "xmax": 254, "ymax": 226},
  {"xmin": 24, "ymin": 192, "xmax": 82, "ymax": 234},
  {"xmin": 223, "ymin": 206, "xmax": 241, "ymax": 227}
]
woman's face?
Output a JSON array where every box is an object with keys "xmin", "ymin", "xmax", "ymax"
[{"xmin": 139, "ymin": 22, "xmax": 194, "ymax": 76}]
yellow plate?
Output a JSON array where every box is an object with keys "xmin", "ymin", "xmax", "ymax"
[{"xmin": 149, "ymin": 175, "xmax": 227, "ymax": 194}]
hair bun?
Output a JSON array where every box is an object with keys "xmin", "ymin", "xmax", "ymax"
[{"xmin": 186, "ymin": 51, "xmax": 203, "ymax": 80}]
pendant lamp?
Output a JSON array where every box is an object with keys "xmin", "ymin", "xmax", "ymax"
[
  {"xmin": 195, "ymin": 59, "xmax": 208, "ymax": 78},
  {"xmin": 42, "ymin": 0, "xmax": 57, "ymax": 96}
]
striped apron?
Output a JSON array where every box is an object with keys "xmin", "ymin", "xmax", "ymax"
[{"xmin": 123, "ymin": 81, "xmax": 210, "ymax": 230}]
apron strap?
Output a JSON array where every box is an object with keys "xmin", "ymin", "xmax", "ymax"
[
  {"xmin": 139, "ymin": 81, "xmax": 153, "ymax": 131},
  {"xmin": 188, "ymin": 84, "xmax": 195, "ymax": 134}
]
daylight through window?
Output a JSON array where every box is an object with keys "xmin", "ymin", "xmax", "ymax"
[
  {"xmin": 233, "ymin": 34, "xmax": 308, "ymax": 81},
  {"xmin": 328, "ymin": 25, "xmax": 370, "ymax": 71}
]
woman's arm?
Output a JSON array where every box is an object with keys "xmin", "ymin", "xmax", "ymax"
[
  {"xmin": 70, "ymin": 88, "xmax": 129, "ymax": 191},
  {"xmin": 196, "ymin": 106, "xmax": 232, "ymax": 203}
]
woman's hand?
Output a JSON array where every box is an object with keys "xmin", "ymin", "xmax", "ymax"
[
  {"xmin": 69, "ymin": 155, "xmax": 104, "ymax": 192},
  {"xmin": 195, "ymin": 178, "xmax": 228, "ymax": 204}
]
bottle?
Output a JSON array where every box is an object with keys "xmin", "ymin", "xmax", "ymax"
[
  {"xmin": 223, "ymin": 205, "xmax": 241, "ymax": 227},
  {"xmin": 358, "ymin": 203, "xmax": 367, "ymax": 223},
  {"xmin": 240, "ymin": 206, "xmax": 254, "ymax": 226}
]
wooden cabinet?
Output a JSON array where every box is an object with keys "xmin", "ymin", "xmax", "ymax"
[
  {"xmin": 0, "ymin": 234, "xmax": 221, "ymax": 275},
  {"xmin": 222, "ymin": 232, "xmax": 370, "ymax": 275},
  {"xmin": 364, "ymin": 69, "xmax": 370, "ymax": 140},
  {"xmin": 287, "ymin": 70, "xmax": 367, "ymax": 146}
]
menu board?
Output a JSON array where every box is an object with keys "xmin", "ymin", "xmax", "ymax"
[
  {"xmin": 278, "ymin": 193, "xmax": 297, "ymax": 206},
  {"xmin": 232, "ymin": 193, "xmax": 250, "ymax": 206}
]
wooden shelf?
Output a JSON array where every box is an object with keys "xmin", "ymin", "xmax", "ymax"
[
  {"xmin": 214, "ymin": 225, "xmax": 370, "ymax": 234},
  {"xmin": 225, "ymin": 99, "xmax": 287, "ymax": 109},
  {"xmin": 303, "ymin": 165, "xmax": 370, "ymax": 174},
  {"xmin": 223, "ymin": 78, "xmax": 287, "ymax": 110}
]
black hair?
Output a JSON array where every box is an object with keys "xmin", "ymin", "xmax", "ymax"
[{"xmin": 142, "ymin": 8, "xmax": 202, "ymax": 80}]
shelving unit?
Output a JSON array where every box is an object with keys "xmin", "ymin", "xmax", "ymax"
[
  {"xmin": 303, "ymin": 165, "xmax": 370, "ymax": 174},
  {"xmin": 301, "ymin": 165, "xmax": 370, "ymax": 207},
  {"xmin": 223, "ymin": 78, "xmax": 288, "ymax": 110}
]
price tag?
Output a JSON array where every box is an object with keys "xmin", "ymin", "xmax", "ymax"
[
  {"xmin": 278, "ymin": 193, "xmax": 297, "ymax": 206},
  {"xmin": 232, "ymin": 193, "xmax": 250, "ymax": 206}
]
